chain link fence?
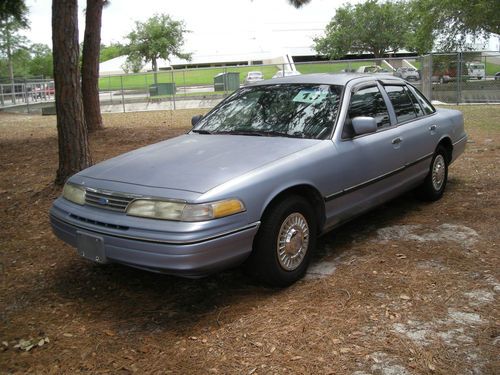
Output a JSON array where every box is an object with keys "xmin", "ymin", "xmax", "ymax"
[{"xmin": 1, "ymin": 52, "xmax": 499, "ymax": 113}]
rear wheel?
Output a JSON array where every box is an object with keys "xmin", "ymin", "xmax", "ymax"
[
  {"xmin": 245, "ymin": 195, "xmax": 317, "ymax": 287},
  {"xmin": 417, "ymin": 146, "xmax": 449, "ymax": 201}
]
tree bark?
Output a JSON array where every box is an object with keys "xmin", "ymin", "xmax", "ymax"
[
  {"xmin": 52, "ymin": 0, "xmax": 92, "ymax": 186},
  {"xmin": 81, "ymin": 0, "xmax": 104, "ymax": 133}
]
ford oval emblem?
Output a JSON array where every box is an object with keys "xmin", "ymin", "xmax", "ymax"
[{"xmin": 97, "ymin": 197, "xmax": 109, "ymax": 205}]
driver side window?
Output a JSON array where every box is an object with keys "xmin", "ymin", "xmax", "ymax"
[{"xmin": 342, "ymin": 85, "xmax": 391, "ymax": 139}]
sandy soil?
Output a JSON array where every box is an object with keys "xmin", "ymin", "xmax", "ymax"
[{"xmin": 0, "ymin": 106, "xmax": 498, "ymax": 374}]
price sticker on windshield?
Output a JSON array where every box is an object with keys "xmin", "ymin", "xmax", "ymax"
[{"xmin": 293, "ymin": 89, "xmax": 328, "ymax": 104}]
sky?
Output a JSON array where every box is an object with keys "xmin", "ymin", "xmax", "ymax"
[{"xmin": 22, "ymin": 0, "xmax": 361, "ymax": 56}]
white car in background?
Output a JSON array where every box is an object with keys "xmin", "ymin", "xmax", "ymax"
[
  {"xmin": 394, "ymin": 67, "xmax": 420, "ymax": 81},
  {"xmin": 467, "ymin": 63, "xmax": 486, "ymax": 80},
  {"xmin": 272, "ymin": 70, "xmax": 302, "ymax": 79},
  {"xmin": 356, "ymin": 65, "xmax": 391, "ymax": 74},
  {"xmin": 244, "ymin": 71, "xmax": 264, "ymax": 85}
]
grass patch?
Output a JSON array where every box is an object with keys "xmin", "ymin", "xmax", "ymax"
[
  {"xmin": 485, "ymin": 61, "xmax": 500, "ymax": 76},
  {"xmin": 99, "ymin": 66, "xmax": 281, "ymax": 91},
  {"xmin": 456, "ymin": 104, "xmax": 500, "ymax": 132}
]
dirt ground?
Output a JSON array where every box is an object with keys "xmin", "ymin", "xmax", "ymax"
[{"xmin": 0, "ymin": 106, "xmax": 499, "ymax": 374}]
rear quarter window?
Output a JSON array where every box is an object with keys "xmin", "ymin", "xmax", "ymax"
[{"xmin": 408, "ymin": 86, "xmax": 435, "ymax": 115}]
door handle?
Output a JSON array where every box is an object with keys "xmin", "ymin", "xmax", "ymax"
[
  {"xmin": 392, "ymin": 137, "xmax": 402, "ymax": 145},
  {"xmin": 429, "ymin": 124, "xmax": 437, "ymax": 131}
]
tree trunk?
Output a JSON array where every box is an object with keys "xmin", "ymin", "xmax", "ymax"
[
  {"xmin": 81, "ymin": 0, "xmax": 104, "ymax": 133},
  {"xmin": 52, "ymin": 0, "xmax": 92, "ymax": 186},
  {"xmin": 152, "ymin": 57, "xmax": 158, "ymax": 85}
]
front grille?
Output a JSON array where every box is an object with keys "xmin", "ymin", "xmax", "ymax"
[
  {"xmin": 85, "ymin": 189, "xmax": 136, "ymax": 212},
  {"xmin": 69, "ymin": 213, "xmax": 129, "ymax": 230}
]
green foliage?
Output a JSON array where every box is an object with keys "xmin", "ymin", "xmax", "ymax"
[
  {"xmin": 411, "ymin": 0, "xmax": 500, "ymax": 52},
  {"xmin": 314, "ymin": 0, "xmax": 412, "ymax": 58},
  {"xmin": 29, "ymin": 43, "xmax": 53, "ymax": 77},
  {"xmin": 0, "ymin": 42, "xmax": 53, "ymax": 78},
  {"xmin": 125, "ymin": 13, "xmax": 191, "ymax": 71},
  {"xmin": 0, "ymin": 15, "xmax": 29, "ymax": 80},
  {"xmin": 0, "ymin": 19, "xmax": 29, "ymax": 58},
  {"xmin": 120, "ymin": 53, "xmax": 143, "ymax": 74},
  {"xmin": 0, "ymin": 0, "xmax": 28, "ymax": 26},
  {"xmin": 100, "ymin": 42, "xmax": 125, "ymax": 62}
]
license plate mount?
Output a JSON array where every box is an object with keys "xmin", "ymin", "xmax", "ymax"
[{"xmin": 76, "ymin": 231, "xmax": 107, "ymax": 264}]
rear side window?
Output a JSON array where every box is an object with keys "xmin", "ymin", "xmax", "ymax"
[
  {"xmin": 404, "ymin": 87, "xmax": 424, "ymax": 117},
  {"xmin": 408, "ymin": 86, "xmax": 435, "ymax": 115},
  {"xmin": 343, "ymin": 85, "xmax": 390, "ymax": 138},
  {"xmin": 384, "ymin": 85, "xmax": 417, "ymax": 123}
]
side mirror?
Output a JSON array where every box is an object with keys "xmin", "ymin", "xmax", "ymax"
[
  {"xmin": 191, "ymin": 114, "xmax": 203, "ymax": 127},
  {"xmin": 352, "ymin": 116, "xmax": 377, "ymax": 136}
]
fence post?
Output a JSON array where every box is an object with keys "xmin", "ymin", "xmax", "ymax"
[
  {"xmin": 109, "ymin": 75, "xmax": 113, "ymax": 105},
  {"xmin": 0, "ymin": 84, "xmax": 4, "ymax": 106},
  {"xmin": 183, "ymin": 70, "xmax": 186, "ymax": 97},
  {"xmin": 425, "ymin": 53, "xmax": 433, "ymax": 102},
  {"xmin": 10, "ymin": 80, "xmax": 15, "ymax": 105},
  {"xmin": 223, "ymin": 67, "xmax": 227, "ymax": 97},
  {"xmin": 25, "ymin": 79, "xmax": 30, "ymax": 113},
  {"xmin": 120, "ymin": 75, "xmax": 125, "ymax": 113},
  {"xmin": 171, "ymin": 68, "xmax": 176, "ymax": 110},
  {"xmin": 456, "ymin": 52, "xmax": 461, "ymax": 105}
]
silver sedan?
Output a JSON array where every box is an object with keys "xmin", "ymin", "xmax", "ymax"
[{"xmin": 50, "ymin": 74, "xmax": 467, "ymax": 286}]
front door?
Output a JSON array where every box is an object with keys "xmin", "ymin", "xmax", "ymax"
[{"xmin": 324, "ymin": 83, "xmax": 405, "ymax": 226}]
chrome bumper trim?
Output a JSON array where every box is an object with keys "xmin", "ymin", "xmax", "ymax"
[
  {"xmin": 453, "ymin": 135, "xmax": 467, "ymax": 146},
  {"xmin": 324, "ymin": 152, "xmax": 433, "ymax": 202}
]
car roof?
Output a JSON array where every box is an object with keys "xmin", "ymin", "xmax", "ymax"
[{"xmin": 255, "ymin": 73, "xmax": 404, "ymax": 86}]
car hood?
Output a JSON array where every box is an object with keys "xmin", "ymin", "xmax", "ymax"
[{"xmin": 80, "ymin": 134, "xmax": 319, "ymax": 194}]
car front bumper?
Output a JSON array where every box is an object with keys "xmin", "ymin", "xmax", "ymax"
[{"xmin": 50, "ymin": 200, "xmax": 259, "ymax": 278}]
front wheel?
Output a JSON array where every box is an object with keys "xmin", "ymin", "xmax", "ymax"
[
  {"xmin": 417, "ymin": 146, "xmax": 449, "ymax": 201},
  {"xmin": 245, "ymin": 195, "xmax": 317, "ymax": 287}
]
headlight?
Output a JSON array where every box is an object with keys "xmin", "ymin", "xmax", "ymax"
[
  {"xmin": 126, "ymin": 198, "xmax": 245, "ymax": 221},
  {"xmin": 62, "ymin": 183, "xmax": 86, "ymax": 205}
]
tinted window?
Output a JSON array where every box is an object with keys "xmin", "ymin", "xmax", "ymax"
[
  {"xmin": 404, "ymin": 86, "xmax": 424, "ymax": 117},
  {"xmin": 408, "ymin": 86, "xmax": 435, "ymax": 115},
  {"xmin": 384, "ymin": 85, "xmax": 417, "ymax": 123},
  {"xmin": 343, "ymin": 86, "xmax": 390, "ymax": 138}
]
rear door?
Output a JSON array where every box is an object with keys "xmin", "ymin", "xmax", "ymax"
[{"xmin": 381, "ymin": 83, "xmax": 438, "ymax": 178}]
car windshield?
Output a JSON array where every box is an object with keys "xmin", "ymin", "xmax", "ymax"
[{"xmin": 194, "ymin": 84, "xmax": 342, "ymax": 139}]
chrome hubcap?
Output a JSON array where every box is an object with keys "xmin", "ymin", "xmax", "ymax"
[
  {"xmin": 432, "ymin": 154, "xmax": 446, "ymax": 191},
  {"xmin": 277, "ymin": 213, "xmax": 309, "ymax": 271}
]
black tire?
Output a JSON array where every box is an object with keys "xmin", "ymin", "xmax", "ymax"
[
  {"xmin": 244, "ymin": 195, "xmax": 317, "ymax": 287},
  {"xmin": 417, "ymin": 146, "xmax": 449, "ymax": 201}
]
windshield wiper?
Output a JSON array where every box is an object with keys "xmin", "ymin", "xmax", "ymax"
[
  {"xmin": 215, "ymin": 130, "xmax": 304, "ymax": 138},
  {"xmin": 191, "ymin": 129, "xmax": 212, "ymax": 134},
  {"xmin": 253, "ymin": 130, "xmax": 304, "ymax": 138},
  {"xmin": 216, "ymin": 130, "xmax": 263, "ymax": 136}
]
